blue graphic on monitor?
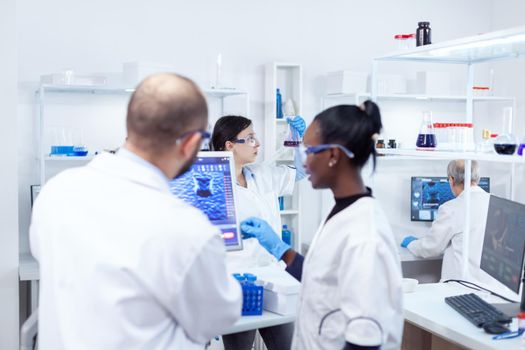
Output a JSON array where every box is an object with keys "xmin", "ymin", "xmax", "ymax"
[
  {"xmin": 411, "ymin": 176, "xmax": 490, "ymax": 222},
  {"xmin": 169, "ymin": 155, "xmax": 241, "ymax": 249}
]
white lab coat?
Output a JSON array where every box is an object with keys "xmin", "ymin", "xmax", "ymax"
[
  {"xmin": 30, "ymin": 152, "xmax": 242, "ymax": 350},
  {"xmin": 227, "ymin": 163, "xmax": 295, "ymax": 270},
  {"xmin": 408, "ymin": 186, "xmax": 492, "ymax": 283},
  {"xmin": 292, "ymin": 197, "xmax": 403, "ymax": 350}
]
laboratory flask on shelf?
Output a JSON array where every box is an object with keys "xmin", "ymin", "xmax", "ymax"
[{"xmin": 416, "ymin": 111, "xmax": 437, "ymax": 150}]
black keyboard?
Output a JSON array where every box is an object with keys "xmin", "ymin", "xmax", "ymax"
[{"xmin": 444, "ymin": 293, "xmax": 512, "ymax": 327}]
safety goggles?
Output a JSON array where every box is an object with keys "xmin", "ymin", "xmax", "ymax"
[
  {"xmin": 176, "ymin": 130, "xmax": 210, "ymax": 147},
  {"xmin": 233, "ymin": 134, "xmax": 259, "ymax": 147},
  {"xmin": 298, "ymin": 143, "xmax": 355, "ymax": 164}
]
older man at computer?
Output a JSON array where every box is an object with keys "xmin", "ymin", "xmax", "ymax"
[{"xmin": 401, "ymin": 160, "xmax": 491, "ymax": 283}]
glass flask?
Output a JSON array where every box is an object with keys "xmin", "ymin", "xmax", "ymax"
[
  {"xmin": 416, "ymin": 111, "xmax": 437, "ymax": 150},
  {"xmin": 493, "ymin": 134, "xmax": 518, "ymax": 155},
  {"xmin": 283, "ymin": 116, "xmax": 302, "ymax": 147}
]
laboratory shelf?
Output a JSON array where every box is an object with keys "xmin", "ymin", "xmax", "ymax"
[
  {"xmin": 377, "ymin": 148, "xmax": 525, "ymax": 164},
  {"xmin": 38, "ymin": 84, "xmax": 135, "ymax": 94},
  {"xmin": 375, "ymin": 25, "xmax": 525, "ymax": 64},
  {"xmin": 38, "ymin": 85, "xmax": 248, "ymax": 98},
  {"xmin": 323, "ymin": 92, "xmax": 514, "ymax": 102},
  {"xmin": 44, "ymin": 156, "xmax": 94, "ymax": 162},
  {"xmin": 279, "ymin": 210, "xmax": 299, "ymax": 216},
  {"xmin": 203, "ymin": 88, "xmax": 248, "ymax": 98}
]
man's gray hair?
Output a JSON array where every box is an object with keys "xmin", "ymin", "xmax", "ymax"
[{"xmin": 447, "ymin": 160, "xmax": 480, "ymax": 185}]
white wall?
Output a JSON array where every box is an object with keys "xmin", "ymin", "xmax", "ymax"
[
  {"xmin": 1, "ymin": 0, "xmax": 19, "ymax": 348},
  {"xmin": 17, "ymin": 0, "xmax": 497, "ymax": 253}
]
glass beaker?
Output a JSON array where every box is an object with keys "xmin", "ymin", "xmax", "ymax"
[{"xmin": 416, "ymin": 111, "xmax": 437, "ymax": 150}]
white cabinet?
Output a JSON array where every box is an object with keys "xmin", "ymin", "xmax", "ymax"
[{"xmin": 264, "ymin": 63, "xmax": 304, "ymax": 252}]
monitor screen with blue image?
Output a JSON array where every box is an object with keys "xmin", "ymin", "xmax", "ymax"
[
  {"xmin": 411, "ymin": 176, "xmax": 490, "ymax": 222},
  {"xmin": 169, "ymin": 151, "xmax": 243, "ymax": 251}
]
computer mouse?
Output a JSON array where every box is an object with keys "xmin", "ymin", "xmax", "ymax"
[{"xmin": 482, "ymin": 321, "xmax": 510, "ymax": 335}]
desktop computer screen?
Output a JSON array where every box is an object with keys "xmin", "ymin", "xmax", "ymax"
[
  {"xmin": 411, "ymin": 176, "xmax": 490, "ymax": 222},
  {"xmin": 169, "ymin": 151, "xmax": 243, "ymax": 251},
  {"xmin": 480, "ymin": 195, "xmax": 525, "ymax": 293}
]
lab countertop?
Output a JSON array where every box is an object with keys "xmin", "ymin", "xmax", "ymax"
[
  {"xmin": 224, "ymin": 311, "xmax": 295, "ymax": 335},
  {"xmin": 405, "ymin": 283, "xmax": 522, "ymax": 350}
]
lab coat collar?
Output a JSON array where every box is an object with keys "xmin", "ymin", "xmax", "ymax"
[
  {"xmin": 88, "ymin": 151, "xmax": 171, "ymax": 194},
  {"xmin": 238, "ymin": 166, "xmax": 256, "ymax": 186},
  {"xmin": 457, "ymin": 185, "xmax": 485, "ymax": 199}
]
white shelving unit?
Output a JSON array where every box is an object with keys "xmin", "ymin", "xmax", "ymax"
[
  {"xmin": 37, "ymin": 84, "xmax": 249, "ymax": 186},
  {"xmin": 370, "ymin": 26, "xmax": 525, "ymax": 279},
  {"xmin": 264, "ymin": 62, "xmax": 303, "ymax": 252}
]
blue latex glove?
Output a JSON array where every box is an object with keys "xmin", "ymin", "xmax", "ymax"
[
  {"xmin": 287, "ymin": 116, "xmax": 306, "ymax": 138},
  {"xmin": 401, "ymin": 236, "xmax": 418, "ymax": 248},
  {"xmin": 241, "ymin": 217, "xmax": 291, "ymax": 260}
]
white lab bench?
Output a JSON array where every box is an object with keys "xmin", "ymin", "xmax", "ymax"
[
  {"xmin": 26, "ymin": 251, "xmax": 511, "ymax": 350},
  {"xmin": 224, "ymin": 311, "xmax": 295, "ymax": 335},
  {"xmin": 402, "ymin": 282, "xmax": 522, "ymax": 350}
]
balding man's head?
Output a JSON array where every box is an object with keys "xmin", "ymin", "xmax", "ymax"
[{"xmin": 126, "ymin": 73, "xmax": 208, "ymax": 155}]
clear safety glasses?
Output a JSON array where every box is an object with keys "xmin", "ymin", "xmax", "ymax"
[
  {"xmin": 176, "ymin": 130, "xmax": 210, "ymax": 147},
  {"xmin": 298, "ymin": 143, "xmax": 355, "ymax": 164},
  {"xmin": 233, "ymin": 135, "xmax": 259, "ymax": 147}
]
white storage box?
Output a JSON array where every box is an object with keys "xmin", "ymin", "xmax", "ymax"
[
  {"xmin": 368, "ymin": 74, "xmax": 407, "ymax": 95},
  {"xmin": 123, "ymin": 62, "xmax": 176, "ymax": 85},
  {"xmin": 40, "ymin": 73, "xmax": 107, "ymax": 86},
  {"xmin": 260, "ymin": 270, "xmax": 300, "ymax": 316},
  {"xmin": 238, "ymin": 265, "xmax": 301, "ymax": 316},
  {"xmin": 416, "ymin": 71, "xmax": 451, "ymax": 95},
  {"xmin": 325, "ymin": 71, "xmax": 368, "ymax": 95}
]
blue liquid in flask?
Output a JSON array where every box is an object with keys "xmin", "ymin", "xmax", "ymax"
[{"xmin": 416, "ymin": 134, "xmax": 436, "ymax": 149}]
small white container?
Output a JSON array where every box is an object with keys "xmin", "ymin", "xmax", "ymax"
[
  {"xmin": 402, "ymin": 278, "xmax": 419, "ymax": 293},
  {"xmin": 325, "ymin": 71, "xmax": 368, "ymax": 95},
  {"xmin": 259, "ymin": 274, "xmax": 301, "ymax": 316},
  {"xmin": 40, "ymin": 72, "xmax": 107, "ymax": 86}
]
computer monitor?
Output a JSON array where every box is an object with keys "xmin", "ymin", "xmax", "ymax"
[
  {"xmin": 169, "ymin": 151, "xmax": 243, "ymax": 251},
  {"xmin": 480, "ymin": 195, "xmax": 525, "ymax": 294},
  {"xmin": 410, "ymin": 176, "xmax": 490, "ymax": 222}
]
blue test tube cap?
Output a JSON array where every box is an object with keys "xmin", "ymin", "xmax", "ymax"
[
  {"xmin": 244, "ymin": 273, "xmax": 257, "ymax": 283},
  {"xmin": 233, "ymin": 273, "xmax": 245, "ymax": 282}
]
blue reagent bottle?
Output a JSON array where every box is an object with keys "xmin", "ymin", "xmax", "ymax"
[
  {"xmin": 282, "ymin": 224, "xmax": 292, "ymax": 246},
  {"xmin": 276, "ymin": 89, "xmax": 283, "ymax": 119}
]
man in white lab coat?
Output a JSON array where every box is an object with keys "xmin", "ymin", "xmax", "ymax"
[
  {"xmin": 30, "ymin": 73, "xmax": 242, "ymax": 350},
  {"xmin": 401, "ymin": 160, "xmax": 493, "ymax": 283}
]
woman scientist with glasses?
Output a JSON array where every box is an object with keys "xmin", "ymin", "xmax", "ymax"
[
  {"xmin": 241, "ymin": 101, "xmax": 403, "ymax": 350},
  {"xmin": 210, "ymin": 114, "xmax": 306, "ymax": 350}
]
